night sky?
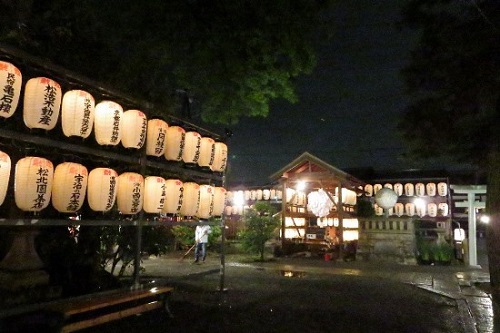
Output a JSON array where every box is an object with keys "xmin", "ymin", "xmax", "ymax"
[{"xmin": 224, "ymin": 1, "xmax": 461, "ymax": 186}]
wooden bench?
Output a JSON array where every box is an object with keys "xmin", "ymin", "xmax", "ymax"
[{"xmin": 43, "ymin": 285, "xmax": 174, "ymax": 332}]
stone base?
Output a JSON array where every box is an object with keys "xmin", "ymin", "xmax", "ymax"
[{"xmin": 0, "ymin": 270, "xmax": 61, "ymax": 307}]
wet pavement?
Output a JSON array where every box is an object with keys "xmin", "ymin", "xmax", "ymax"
[{"xmin": 125, "ymin": 253, "xmax": 494, "ymax": 333}]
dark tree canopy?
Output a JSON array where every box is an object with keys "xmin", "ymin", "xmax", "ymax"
[
  {"xmin": 0, "ymin": 0, "xmax": 332, "ymax": 124},
  {"xmin": 399, "ymin": 0, "xmax": 500, "ymax": 168}
]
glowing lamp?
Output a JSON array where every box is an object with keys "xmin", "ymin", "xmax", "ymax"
[
  {"xmin": 15, "ymin": 157, "xmax": 53, "ymax": 212},
  {"xmin": 262, "ymin": 189, "xmax": 270, "ymax": 200},
  {"xmin": 404, "ymin": 183, "xmax": 414, "ymax": 196},
  {"xmin": 121, "ymin": 110, "xmax": 147, "ymax": 149},
  {"xmin": 161, "ymin": 179, "xmax": 183, "ymax": 214},
  {"xmin": 197, "ymin": 184, "xmax": 214, "ymax": 219},
  {"xmin": 0, "ymin": 151, "xmax": 11, "ymax": 206},
  {"xmin": 438, "ymin": 203, "xmax": 449, "ymax": 216},
  {"xmin": 437, "ymin": 182, "xmax": 448, "ymax": 197},
  {"xmin": 143, "ymin": 176, "xmax": 166, "ymax": 213},
  {"xmin": 23, "ymin": 77, "xmax": 61, "ymax": 130},
  {"xmin": 146, "ymin": 119, "xmax": 168, "ymax": 156},
  {"xmin": 180, "ymin": 182, "xmax": 200, "ymax": 217},
  {"xmin": 426, "ymin": 183, "xmax": 436, "ymax": 196},
  {"xmin": 51, "ymin": 162, "xmax": 88, "ymax": 213},
  {"xmin": 164, "ymin": 125, "xmax": 185, "ymax": 161},
  {"xmin": 87, "ymin": 167, "xmax": 118, "ymax": 212},
  {"xmin": 415, "ymin": 183, "xmax": 425, "ymax": 197},
  {"xmin": 94, "ymin": 100, "xmax": 123, "ymax": 146},
  {"xmin": 393, "ymin": 183, "xmax": 403, "ymax": 196},
  {"xmin": 374, "ymin": 188, "xmax": 398, "ymax": 210},
  {"xmin": 0, "ymin": 61, "xmax": 22, "ymax": 118},
  {"xmin": 182, "ymin": 131, "xmax": 201, "ymax": 164},
  {"xmin": 117, "ymin": 172, "xmax": 144, "ymax": 215},
  {"xmin": 427, "ymin": 203, "xmax": 437, "ymax": 217},
  {"xmin": 364, "ymin": 184, "xmax": 373, "ymax": 196},
  {"xmin": 61, "ymin": 90, "xmax": 95, "ymax": 138},
  {"xmin": 307, "ymin": 189, "xmax": 333, "ymax": 217},
  {"xmin": 373, "ymin": 184, "xmax": 382, "ymax": 194},
  {"xmin": 394, "ymin": 203, "xmax": 404, "ymax": 216},
  {"xmin": 405, "ymin": 203, "xmax": 415, "ymax": 216},
  {"xmin": 454, "ymin": 228, "xmax": 466, "ymax": 241}
]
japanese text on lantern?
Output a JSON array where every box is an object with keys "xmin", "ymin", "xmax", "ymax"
[
  {"xmin": 33, "ymin": 166, "xmax": 49, "ymax": 209},
  {"xmin": 138, "ymin": 114, "xmax": 147, "ymax": 147},
  {"xmin": 131, "ymin": 182, "xmax": 141, "ymax": 213},
  {"xmin": 176, "ymin": 131, "xmax": 186, "ymax": 161},
  {"xmin": 111, "ymin": 109, "xmax": 120, "ymax": 143},
  {"xmin": 81, "ymin": 96, "xmax": 92, "ymax": 136},
  {"xmin": 106, "ymin": 175, "xmax": 117, "ymax": 210},
  {"xmin": 40, "ymin": 83, "xmax": 57, "ymax": 126},
  {"xmin": 1, "ymin": 72, "xmax": 16, "ymax": 114},
  {"xmin": 67, "ymin": 173, "xmax": 84, "ymax": 211},
  {"xmin": 155, "ymin": 128, "xmax": 166, "ymax": 155}
]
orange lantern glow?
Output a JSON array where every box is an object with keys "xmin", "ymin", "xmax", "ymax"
[
  {"xmin": 197, "ymin": 184, "xmax": 214, "ymax": 219},
  {"xmin": 393, "ymin": 183, "xmax": 403, "ymax": 196},
  {"xmin": 404, "ymin": 183, "xmax": 414, "ymax": 196},
  {"xmin": 143, "ymin": 176, "xmax": 166, "ymax": 213},
  {"xmin": 94, "ymin": 100, "xmax": 123, "ymax": 146},
  {"xmin": 415, "ymin": 183, "xmax": 425, "ymax": 197},
  {"xmin": 51, "ymin": 162, "xmax": 88, "ymax": 213},
  {"xmin": 182, "ymin": 131, "xmax": 201, "ymax": 165},
  {"xmin": 180, "ymin": 182, "xmax": 200, "ymax": 217},
  {"xmin": 437, "ymin": 182, "xmax": 448, "ymax": 197},
  {"xmin": 0, "ymin": 151, "xmax": 11, "ymax": 206},
  {"xmin": 210, "ymin": 141, "xmax": 228, "ymax": 172},
  {"xmin": 212, "ymin": 187, "xmax": 226, "ymax": 217},
  {"xmin": 14, "ymin": 157, "xmax": 53, "ymax": 212},
  {"xmin": 23, "ymin": 77, "xmax": 62, "ymax": 130},
  {"xmin": 87, "ymin": 167, "xmax": 118, "ymax": 212},
  {"xmin": 121, "ymin": 110, "xmax": 147, "ymax": 149},
  {"xmin": 198, "ymin": 137, "xmax": 215, "ymax": 168},
  {"xmin": 364, "ymin": 184, "xmax": 373, "ymax": 196},
  {"xmin": 146, "ymin": 119, "xmax": 168, "ymax": 157},
  {"xmin": 405, "ymin": 203, "xmax": 415, "ymax": 216},
  {"xmin": 164, "ymin": 125, "xmax": 185, "ymax": 161},
  {"xmin": 162, "ymin": 179, "xmax": 184, "ymax": 215},
  {"xmin": 0, "ymin": 61, "xmax": 22, "ymax": 118},
  {"xmin": 61, "ymin": 90, "xmax": 95, "ymax": 138},
  {"xmin": 117, "ymin": 172, "xmax": 144, "ymax": 215},
  {"xmin": 394, "ymin": 203, "xmax": 404, "ymax": 216},
  {"xmin": 426, "ymin": 183, "xmax": 436, "ymax": 196}
]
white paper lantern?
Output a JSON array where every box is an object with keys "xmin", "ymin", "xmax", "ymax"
[
  {"xmin": 165, "ymin": 125, "xmax": 185, "ymax": 161},
  {"xmin": 256, "ymin": 189, "xmax": 263, "ymax": 201},
  {"xmin": 162, "ymin": 179, "xmax": 184, "ymax": 214},
  {"xmin": 15, "ymin": 157, "xmax": 53, "ymax": 212},
  {"xmin": 224, "ymin": 205, "xmax": 232, "ymax": 216},
  {"xmin": 415, "ymin": 183, "xmax": 425, "ymax": 197},
  {"xmin": 393, "ymin": 183, "xmax": 403, "ymax": 196},
  {"xmin": 121, "ymin": 110, "xmax": 147, "ymax": 149},
  {"xmin": 212, "ymin": 187, "xmax": 227, "ymax": 217},
  {"xmin": 225, "ymin": 191, "xmax": 233, "ymax": 204},
  {"xmin": 94, "ymin": 100, "xmax": 123, "ymax": 146},
  {"xmin": 334, "ymin": 188, "xmax": 357, "ymax": 206},
  {"xmin": 404, "ymin": 183, "xmax": 414, "ymax": 196},
  {"xmin": 438, "ymin": 203, "xmax": 449, "ymax": 216},
  {"xmin": 307, "ymin": 189, "xmax": 334, "ymax": 217},
  {"xmin": 416, "ymin": 203, "xmax": 426, "ymax": 217},
  {"xmin": 374, "ymin": 188, "xmax": 398, "ymax": 210},
  {"xmin": 364, "ymin": 184, "xmax": 373, "ymax": 196},
  {"xmin": 245, "ymin": 190, "xmax": 251, "ymax": 201},
  {"xmin": 373, "ymin": 184, "xmax": 382, "ymax": 194},
  {"xmin": 146, "ymin": 119, "xmax": 168, "ymax": 156},
  {"xmin": 52, "ymin": 162, "xmax": 88, "ymax": 213},
  {"xmin": 180, "ymin": 182, "xmax": 200, "ymax": 217},
  {"xmin": 437, "ymin": 182, "xmax": 448, "ymax": 197},
  {"xmin": 262, "ymin": 189, "xmax": 270, "ymax": 200},
  {"xmin": 383, "ymin": 183, "xmax": 393, "ymax": 190},
  {"xmin": 0, "ymin": 61, "xmax": 22, "ymax": 118},
  {"xmin": 23, "ymin": 77, "xmax": 61, "ymax": 130},
  {"xmin": 61, "ymin": 90, "xmax": 95, "ymax": 138},
  {"xmin": 182, "ymin": 131, "xmax": 201, "ymax": 164},
  {"xmin": 210, "ymin": 141, "xmax": 228, "ymax": 172},
  {"xmin": 276, "ymin": 190, "xmax": 282, "ymax": 200},
  {"xmin": 427, "ymin": 203, "xmax": 437, "ymax": 217},
  {"xmin": 0, "ymin": 151, "xmax": 11, "ymax": 206},
  {"xmin": 374, "ymin": 204, "xmax": 383, "ymax": 216},
  {"xmin": 143, "ymin": 176, "xmax": 166, "ymax": 213},
  {"xmin": 404, "ymin": 203, "xmax": 415, "ymax": 216},
  {"xmin": 87, "ymin": 167, "xmax": 118, "ymax": 212},
  {"xmin": 394, "ymin": 203, "xmax": 404, "ymax": 217},
  {"xmin": 197, "ymin": 185, "xmax": 214, "ymax": 219},
  {"xmin": 117, "ymin": 172, "xmax": 144, "ymax": 215},
  {"xmin": 426, "ymin": 183, "xmax": 436, "ymax": 196},
  {"xmin": 198, "ymin": 137, "xmax": 215, "ymax": 168}
]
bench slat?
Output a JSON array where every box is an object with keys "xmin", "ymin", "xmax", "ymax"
[
  {"xmin": 61, "ymin": 300, "xmax": 162, "ymax": 333},
  {"xmin": 48, "ymin": 287, "xmax": 173, "ymax": 316}
]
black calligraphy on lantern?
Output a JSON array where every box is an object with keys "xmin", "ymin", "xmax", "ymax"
[
  {"xmin": 106, "ymin": 175, "xmax": 117, "ymax": 210},
  {"xmin": 80, "ymin": 96, "xmax": 92, "ymax": 136},
  {"xmin": 32, "ymin": 166, "xmax": 49, "ymax": 209},
  {"xmin": 110, "ymin": 109, "xmax": 120, "ymax": 143},
  {"xmin": 39, "ymin": 82, "xmax": 57, "ymax": 126},
  {"xmin": 0, "ymin": 70, "xmax": 16, "ymax": 114},
  {"xmin": 193, "ymin": 135, "xmax": 201, "ymax": 162},
  {"xmin": 138, "ymin": 117, "xmax": 147, "ymax": 147},
  {"xmin": 176, "ymin": 132, "xmax": 186, "ymax": 161},
  {"xmin": 155, "ymin": 128, "xmax": 166, "ymax": 155},
  {"xmin": 177, "ymin": 186, "xmax": 184, "ymax": 212},
  {"xmin": 131, "ymin": 182, "xmax": 141, "ymax": 213},
  {"xmin": 158, "ymin": 181, "xmax": 166, "ymax": 210},
  {"xmin": 67, "ymin": 173, "xmax": 84, "ymax": 212}
]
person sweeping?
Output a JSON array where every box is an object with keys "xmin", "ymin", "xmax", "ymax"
[{"xmin": 193, "ymin": 222, "xmax": 211, "ymax": 264}]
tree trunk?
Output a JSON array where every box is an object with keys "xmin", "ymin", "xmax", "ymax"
[{"xmin": 487, "ymin": 150, "xmax": 500, "ymax": 304}]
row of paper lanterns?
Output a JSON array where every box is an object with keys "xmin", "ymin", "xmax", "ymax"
[
  {"xmin": 374, "ymin": 202, "xmax": 449, "ymax": 217},
  {"xmin": 0, "ymin": 61, "xmax": 227, "ymax": 172},
  {"xmin": 0, "ymin": 152, "xmax": 226, "ymax": 218},
  {"xmin": 365, "ymin": 182, "xmax": 448, "ymax": 197}
]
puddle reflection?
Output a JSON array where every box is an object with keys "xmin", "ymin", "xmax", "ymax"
[{"xmin": 280, "ymin": 270, "xmax": 306, "ymax": 278}]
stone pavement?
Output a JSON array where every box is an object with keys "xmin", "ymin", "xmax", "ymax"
[{"xmin": 138, "ymin": 253, "xmax": 494, "ymax": 333}]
